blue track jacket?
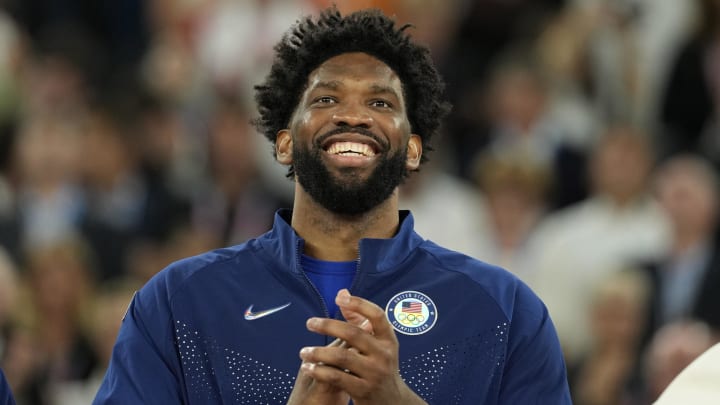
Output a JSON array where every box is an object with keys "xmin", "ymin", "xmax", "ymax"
[{"xmin": 94, "ymin": 210, "xmax": 571, "ymax": 404}]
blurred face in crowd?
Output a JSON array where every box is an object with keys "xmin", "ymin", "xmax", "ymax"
[
  {"xmin": 28, "ymin": 242, "xmax": 90, "ymax": 317},
  {"xmin": 81, "ymin": 113, "xmax": 134, "ymax": 188},
  {"xmin": 590, "ymin": 128, "xmax": 651, "ymax": 204},
  {"xmin": 654, "ymin": 157, "xmax": 719, "ymax": 235},
  {"xmin": 208, "ymin": 104, "xmax": 257, "ymax": 182},
  {"xmin": 15, "ymin": 117, "xmax": 83, "ymax": 188},
  {"xmin": 488, "ymin": 66, "xmax": 547, "ymax": 131},
  {"xmin": 276, "ymin": 52, "xmax": 421, "ymax": 215},
  {"xmin": 589, "ymin": 275, "xmax": 647, "ymax": 349}
]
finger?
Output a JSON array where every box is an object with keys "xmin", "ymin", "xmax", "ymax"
[
  {"xmin": 300, "ymin": 359, "xmax": 366, "ymax": 391},
  {"xmin": 306, "ymin": 317, "xmax": 375, "ymax": 354},
  {"xmin": 335, "ymin": 290, "xmax": 396, "ymax": 343},
  {"xmin": 291, "ymin": 362, "xmax": 313, "ymax": 391},
  {"xmin": 330, "ymin": 319, "xmax": 370, "ymax": 349},
  {"xmin": 300, "ymin": 345, "xmax": 370, "ymax": 374}
]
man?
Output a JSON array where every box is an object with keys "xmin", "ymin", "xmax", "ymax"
[{"xmin": 94, "ymin": 7, "xmax": 570, "ymax": 404}]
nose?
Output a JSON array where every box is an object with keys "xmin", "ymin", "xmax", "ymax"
[{"xmin": 332, "ymin": 103, "xmax": 373, "ymax": 128}]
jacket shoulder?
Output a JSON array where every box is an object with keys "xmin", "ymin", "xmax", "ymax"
[
  {"xmin": 416, "ymin": 240, "xmax": 544, "ymax": 320},
  {"xmin": 143, "ymin": 238, "xmax": 263, "ymax": 301}
]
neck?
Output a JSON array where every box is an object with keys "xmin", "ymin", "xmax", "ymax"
[{"xmin": 291, "ymin": 184, "xmax": 400, "ymax": 261}]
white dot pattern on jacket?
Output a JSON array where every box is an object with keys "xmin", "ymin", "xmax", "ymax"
[
  {"xmin": 174, "ymin": 321, "xmax": 508, "ymax": 404},
  {"xmin": 399, "ymin": 322, "xmax": 508, "ymax": 404}
]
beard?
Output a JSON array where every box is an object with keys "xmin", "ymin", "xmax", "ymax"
[{"xmin": 293, "ymin": 138, "xmax": 408, "ymax": 216}]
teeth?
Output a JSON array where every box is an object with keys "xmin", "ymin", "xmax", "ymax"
[{"xmin": 326, "ymin": 142, "xmax": 375, "ymax": 157}]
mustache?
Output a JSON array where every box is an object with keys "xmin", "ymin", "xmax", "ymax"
[{"xmin": 315, "ymin": 125, "xmax": 389, "ymax": 151}]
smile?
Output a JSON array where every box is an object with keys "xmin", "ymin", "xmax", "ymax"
[{"xmin": 326, "ymin": 141, "xmax": 377, "ymax": 157}]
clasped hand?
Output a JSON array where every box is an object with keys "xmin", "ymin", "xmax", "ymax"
[{"xmin": 286, "ymin": 289, "xmax": 426, "ymax": 405}]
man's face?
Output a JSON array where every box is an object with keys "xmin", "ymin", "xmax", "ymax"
[{"xmin": 277, "ymin": 52, "xmax": 421, "ymax": 215}]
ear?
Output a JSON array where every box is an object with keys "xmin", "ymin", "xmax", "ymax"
[
  {"xmin": 276, "ymin": 129, "xmax": 293, "ymax": 165},
  {"xmin": 405, "ymin": 134, "xmax": 422, "ymax": 171}
]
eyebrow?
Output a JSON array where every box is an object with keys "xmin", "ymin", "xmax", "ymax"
[
  {"xmin": 310, "ymin": 81, "xmax": 400, "ymax": 99},
  {"xmin": 369, "ymin": 84, "xmax": 399, "ymax": 97},
  {"xmin": 312, "ymin": 80, "xmax": 341, "ymax": 91}
]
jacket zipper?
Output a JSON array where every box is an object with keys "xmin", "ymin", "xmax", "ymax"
[{"xmin": 295, "ymin": 239, "xmax": 332, "ymax": 320}]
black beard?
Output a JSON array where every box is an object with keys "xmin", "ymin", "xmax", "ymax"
[{"xmin": 293, "ymin": 140, "xmax": 408, "ymax": 216}]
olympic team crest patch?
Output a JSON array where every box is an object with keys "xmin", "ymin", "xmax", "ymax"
[{"xmin": 386, "ymin": 291, "xmax": 437, "ymax": 335}]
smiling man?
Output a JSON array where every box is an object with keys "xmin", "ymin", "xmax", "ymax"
[{"xmin": 93, "ymin": 7, "xmax": 571, "ymax": 405}]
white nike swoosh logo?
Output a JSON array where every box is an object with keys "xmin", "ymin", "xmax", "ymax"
[{"xmin": 244, "ymin": 303, "xmax": 291, "ymax": 320}]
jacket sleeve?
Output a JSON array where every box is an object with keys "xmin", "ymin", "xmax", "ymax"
[
  {"xmin": 498, "ymin": 282, "xmax": 572, "ymax": 404},
  {"xmin": 93, "ymin": 279, "xmax": 186, "ymax": 404}
]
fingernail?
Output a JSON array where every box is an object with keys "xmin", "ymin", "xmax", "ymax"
[
  {"xmin": 300, "ymin": 347, "xmax": 312, "ymax": 356},
  {"xmin": 337, "ymin": 290, "xmax": 351, "ymax": 305},
  {"xmin": 301, "ymin": 362, "xmax": 315, "ymax": 372},
  {"xmin": 306, "ymin": 317, "xmax": 319, "ymax": 329}
]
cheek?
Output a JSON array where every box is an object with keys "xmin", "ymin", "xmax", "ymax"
[
  {"xmin": 299, "ymin": 110, "xmax": 314, "ymax": 128},
  {"xmin": 391, "ymin": 116, "xmax": 411, "ymax": 134},
  {"xmin": 292, "ymin": 110, "xmax": 325, "ymax": 142}
]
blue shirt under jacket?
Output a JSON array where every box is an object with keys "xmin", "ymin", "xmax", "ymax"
[{"xmin": 94, "ymin": 209, "xmax": 571, "ymax": 404}]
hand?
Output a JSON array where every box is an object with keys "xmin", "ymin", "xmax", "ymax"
[
  {"xmin": 299, "ymin": 289, "xmax": 426, "ymax": 405},
  {"xmin": 286, "ymin": 293, "xmax": 367, "ymax": 405}
]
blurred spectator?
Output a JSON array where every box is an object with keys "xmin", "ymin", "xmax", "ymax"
[
  {"xmin": 642, "ymin": 320, "xmax": 716, "ymax": 403},
  {"xmin": 0, "ymin": 113, "xmax": 85, "ymax": 260},
  {"xmin": 399, "ymin": 156, "xmax": 485, "ymax": 258},
  {"xmin": 142, "ymin": 0, "xmax": 206, "ymax": 104},
  {"xmin": 531, "ymin": 126, "xmax": 671, "ymax": 363},
  {"xmin": 387, "ymin": 0, "xmax": 461, "ymax": 58},
  {"xmin": 474, "ymin": 55, "xmax": 594, "ymax": 209},
  {"xmin": 2, "ymin": 238, "xmax": 98, "ymax": 404},
  {"xmin": 189, "ymin": 95, "xmax": 289, "ymax": 248},
  {"xmin": 568, "ymin": 269, "xmax": 650, "ymax": 405},
  {"xmin": 641, "ymin": 154, "xmax": 720, "ymax": 335},
  {"xmin": 438, "ymin": 0, "xmax": 566, "ymax": 178},
  {"xmin": 3, "ymin": 0, "xmax": 150, "ymax": 96},
  {"xmin": 195, "ymin": 0, "xmax": 318, "ymax": 93},
  {"xmin": 79, "ymin": 104, "xmax": 189, "ymax": 280},
  {"xmin": 19, "ymin": 36, "xmax": 92, "ymax": 118},
  {"xmin": 134, "ymin": 91, "xmax": 201, "ymax": 200},
  {"xmin": 51, "ymin": 277, "xmax": 140, "ymax": 405},
  {"xmin": 24, "ymin": 239, "xmax": 97, "ymax": 383},
  {"xmin": 469, "ymin": 152, "xmax": 551, "ymax": 282},
  {"xmin": 2, "ymin": 324, "xmax": 43, "ymax": 405},
  {"xmin": 659, "ymin": 0, "xmax": 720, "ymax": 163},
  {"xmin": 539, "ymin": 0, "xmax": 695, "ymax": 131}
]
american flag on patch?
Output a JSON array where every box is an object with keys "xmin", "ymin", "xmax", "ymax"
[{"xmin": 402, "ymin": 301, "xmax": 423, "ymax": 313}]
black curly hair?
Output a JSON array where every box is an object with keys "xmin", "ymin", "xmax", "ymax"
[{"xmin": 253, "ymin": 7, "xmax": 451, "ymax": 177}]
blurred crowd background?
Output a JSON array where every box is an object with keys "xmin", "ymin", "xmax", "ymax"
[{"xmin": 0, "ymin": 0, "xmax": 718, "ymax": 404}]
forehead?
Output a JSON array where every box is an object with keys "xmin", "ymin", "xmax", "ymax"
[{"xmin": 305, "ymin": 52, "xmax": 402, "ymax": 91}]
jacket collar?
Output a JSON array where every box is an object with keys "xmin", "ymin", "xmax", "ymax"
[{"xmin": 260, "ymin": 209, "xmax": 424, "ymax": 274}]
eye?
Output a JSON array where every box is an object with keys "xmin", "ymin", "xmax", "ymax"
[
  {"xmin": 313, "ymin": 96, "xmax": 336, "ymax": 104},
  {"xmin": 370, "ymin": 99, "xmax": 392, "ymax": 109}
]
